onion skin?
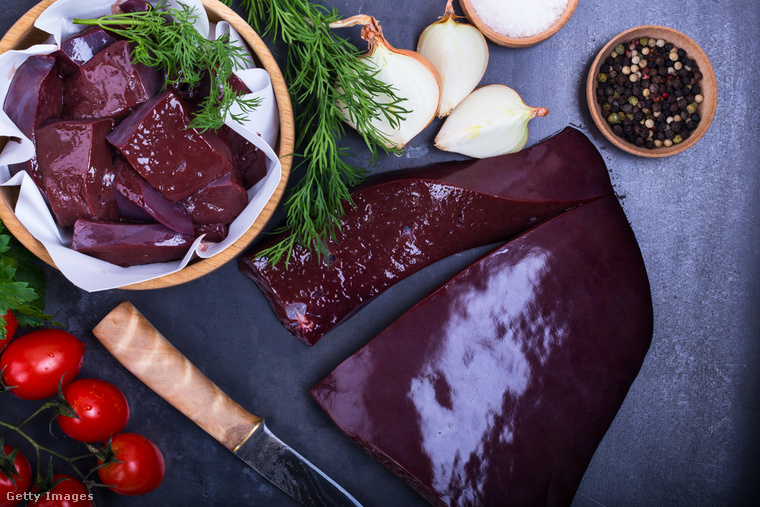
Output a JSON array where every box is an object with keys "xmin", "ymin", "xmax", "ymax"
[{"xmin": 334, "ymin": 15, "xmax": 441, "ymax": 149}]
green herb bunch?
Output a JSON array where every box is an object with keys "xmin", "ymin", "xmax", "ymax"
[
  {"xmin": 0, "ymin": 222, "xmax": 54, "ymax": 341},
  {"xmin": 228, "ymin": 0, "xmax": 407, "ymax": 266},
  {"xmin": 74, "ymin": 1, "xmax": 261, "ymax": 131}
]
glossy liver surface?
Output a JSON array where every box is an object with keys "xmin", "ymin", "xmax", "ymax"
[
  {"xmin": 106, "ymin": 90, "xmax": 234, "ymax": 203},
  {"xmin": 71, "ymin": 220, "xmax": 194, "ymax": 267},
  {"xmin": 63, "ymin": 40, "xmax": 161, "ymax": 119},
  {"xmin": 36, "ymin": 118, "xmax": 114, "ymax": 227},
  {"xmin": 3, "ymin": 54, "xmax": 63, "ymax": 191},
  {"xmin": 240, "ymin": 127, "xmax": 614, "ymax": 345},
  {"xmin": 310, "ymin": 195, "xmax": 653, "ymax": 507}
]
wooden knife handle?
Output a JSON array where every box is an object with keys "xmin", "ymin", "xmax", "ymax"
[{"xmin": 92, "ymin": 301, "xmax": 263, "ymax": 452}]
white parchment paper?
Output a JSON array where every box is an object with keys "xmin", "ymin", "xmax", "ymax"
[{"xmin": 0, "ymin": 0, "xmax": 281, "ymax": 292}]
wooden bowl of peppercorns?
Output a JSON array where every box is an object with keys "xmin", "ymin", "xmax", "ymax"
[{"xmin": 586, "ymin": 25, "xmax": 717, "ymax": 157}]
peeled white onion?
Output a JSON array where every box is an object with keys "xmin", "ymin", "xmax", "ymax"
[
  {"xmin": 435, "ymin": 84, "xmax": 549, "ymax": 158},
  {"xmin": 417, "ymin": 0, "xmax": 488, "ymax": 117},
  {"xmin": 333, "ymin": 15, "xmax": 441, "ymax": 149}
]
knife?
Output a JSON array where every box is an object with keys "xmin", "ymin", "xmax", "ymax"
[{"xmin": 92, "ymin": 301, "xmax": 362, "ymax": 507}]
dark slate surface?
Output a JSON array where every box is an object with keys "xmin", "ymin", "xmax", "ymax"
[{"xmin": 1, "ymin": 1, "xmax": 758, "ymax": 506}]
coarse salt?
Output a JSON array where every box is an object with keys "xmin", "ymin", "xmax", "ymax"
[{"xmin": 471, "ymin": 0, "xmax": 569, "ymax": 38}]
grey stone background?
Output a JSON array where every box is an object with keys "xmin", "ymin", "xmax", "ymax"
[{"xmin": 1, "ymin": 0, "xmax": 757, "ymax": 506}]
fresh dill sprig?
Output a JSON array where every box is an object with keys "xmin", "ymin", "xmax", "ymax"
[
  {"xmin": 73, "ymin": 1, "xmax": 260, "ymax": 131},
  {"xmin": 227, "ymin": 0, "xmax": 407, "ymax": 267}
]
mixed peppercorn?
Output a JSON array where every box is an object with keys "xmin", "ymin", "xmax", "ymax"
[{"xmin": 595, "ymin": 37, "xmax": 704, "ymax": 149}]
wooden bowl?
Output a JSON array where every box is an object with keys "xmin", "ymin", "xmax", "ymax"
[
  {"xmin": 586, "ymin": 25, "xmax": 717, "ymax": 158},
  {"xmin": 0, "ymin": 0, "xmax": 294, "ymax": 290},
  {"xmin": 459, "ymin": 0, "xmax": 578, "ymax": 48}
]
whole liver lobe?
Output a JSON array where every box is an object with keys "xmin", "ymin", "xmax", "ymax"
[{"xmin": 310, "ymin": 194, "xmax": 653, "ymax": 507}]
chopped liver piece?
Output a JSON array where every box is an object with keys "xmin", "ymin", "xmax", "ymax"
[
  {"xmin": 72, "ymin": 220, "xmax": 194, "ymax": 267},
  {"xmin": 63, "ymin": 40, "xmax": 161, "ymax": 119},
  {"xmin": 58, "ymin": 27, "xmax": 119, "ymax": 76},
  {"xmin": 114, "ymin": 0, "xmax": 152, "ymax": 13},
  {"xmin": 310, "ymin": 195, "xmax": 653, "ymax": 507},
  {"xmin": 2, "ymin": 54, "xmax": 63, "ymax": 192},
  {"xmin": 194, "ymin": 223, "xmax": 229, "ymax": 242},
  {"xmin": 239, "ymin": 127, "xmax": 613, "ymax": 345},
  {"xmin": 170, "ymin": 71, "xmax": 250, "ymax": 105},
  {"xmin": 112, "ymin": 156, "xmax": 194, "ymax": 234},
  {"xmin": 82, "ymin": 155, "xmax": 119, "ymax": 222},
  {"xmin": 180, "ymin": 171, "xmax": 248, "ymax": 225},
  {"xmin": 36, "ymin": 118, "xmax": 115, "ymax": 227},
  {"xmin": 221, "ymin": 125, "xmax": 266, "ymax": 189},
  {"xmin": 106, "ymin": 90, "xmax": 235, "ymax": 203}
]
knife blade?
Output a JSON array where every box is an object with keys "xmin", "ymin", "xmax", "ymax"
[{"xmin": 92, "ymin": 301, "xmax": 361, "ymax": 507}]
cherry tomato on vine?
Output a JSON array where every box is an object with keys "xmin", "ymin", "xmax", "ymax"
[
  {"xmin": 0, "ymin": 310, "xmax": 19, "ymax": 355},
  {"xmin": 28, "ymin": 474, "xmax": 93, "ymax": 507},
  {"xmin": 0, "ymin": 329, "xmax": 85, "ymax": 400},
  {"xmin": 0, "ymin": 445, "xmax": 32, "ymax": 507},
  {"xmin": 57, "ymin": 379, "xmax": 130, "ymax": 443},
  {"xmin": 97, "ymin": 433, "xmax": 165, "ymax": 496}
]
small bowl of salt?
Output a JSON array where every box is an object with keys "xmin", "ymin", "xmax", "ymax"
[{"xmin": 459, "ymin": 0, "xmax": 579, "ymax": 48}]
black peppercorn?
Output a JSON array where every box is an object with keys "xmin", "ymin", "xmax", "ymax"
[{"xmin": 596, "ymin": 35, "xmax": 704, "ymax": 150}]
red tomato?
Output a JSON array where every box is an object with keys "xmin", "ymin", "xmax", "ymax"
[
  {"xmin": 0, "ymin": 310, "xmax": 19, "ymax": 355},
  {"xmin": 97, "ymin": 433, "xmax": 165, "ymax": 496},
  {"xmin": 57, "ymin": 379, "xmax": 130, "ymax": 443},
  {"xmin": 0, "ymin": 445, "xmax": 32, "ymax": 507},
  {"xmin": 28, "ymin": 474, "xmax": 93, "ymax": 507},
  {"xmin": 0, "ymin": 329, "xmax": 85, "ymax": 400}
]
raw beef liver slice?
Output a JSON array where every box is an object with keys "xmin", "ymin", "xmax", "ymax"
[
  {"xmin": 310, "ymin": 195, "xmax": 653, "ymax": 507},
  {"xmin": 240, "ymin": 127, "xmax": 614, "ymax": 345}
]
